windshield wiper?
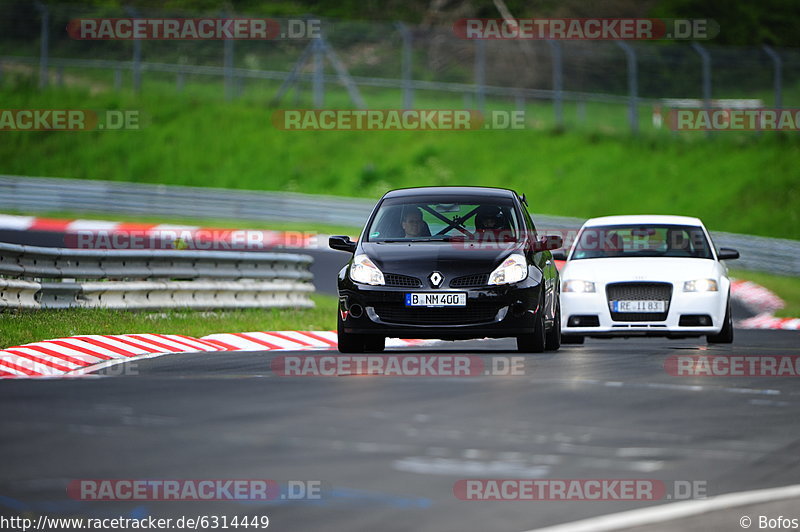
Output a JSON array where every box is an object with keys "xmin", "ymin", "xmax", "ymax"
[{"xmin": 376, "ymin": 236, "xmax": 455, "ymax": 243}]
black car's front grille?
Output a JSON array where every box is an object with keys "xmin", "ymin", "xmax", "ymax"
[
  {"xmin": 372, "ymin": 303, "xmax": 501, "ymax": 325},
  {"xmin": 384, "ymin": 273, "xmax": 422, "ymax": 288},
  {"xmin": 450, "ymin": 273, "xmax": 490, "ymax": 288},
  {"xmin": 606, "ymin": 282, "xmax": 672, "ymax": 322}
]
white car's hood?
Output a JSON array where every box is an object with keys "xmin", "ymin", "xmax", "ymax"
[{"xmin": 562, "ymin": 257, "xmax": 719, "ymax": 284}]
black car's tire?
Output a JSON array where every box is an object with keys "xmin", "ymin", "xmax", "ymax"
[
  {"xmin": 337, "ymin": 330, "xmax": 365, "ymax": 353},
  {"xmin": 363, "ymin": 335, "xmax": 385, "ymax": 353},
  {"xmin": 545, "ymin": 301, "xmax": 561, "ymax": 352},
  {"xmin": 707, "ymin": 298, "xmax": 734, "ymax": 344},
  {"xmin": 561, "ymin": 335, "xmax": 585, "ymax": 344},
  {"xmin": 337, "ymin": 316, "xmax": 366, "ymax": 353},
  {"xmin": 517, "ymin": 307, "xmax": 546, "ymax": 353}
]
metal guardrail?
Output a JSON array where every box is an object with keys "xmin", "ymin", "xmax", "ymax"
[
  {"xmin": 0, "ymin": 241, "xmax": 314, "ymax": 310},
  {"xmin": 0, "ymin": 175, "xmax": 375, "ymax": 228},
  {"xmin": 0, "ymin": 175, "xmax": 798, "ymax": 276}
]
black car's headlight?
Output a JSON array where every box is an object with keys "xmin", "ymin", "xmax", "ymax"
[
  {"xmin": 349, "ymin": 254, "xmax": 385, "ymax": 285},
  {"xmin": 488, "ymin": 253, "xmax": 528, "ymax": 285}
]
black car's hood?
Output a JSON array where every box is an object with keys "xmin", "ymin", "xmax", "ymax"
[{"xmin": 360, "ymin": 241, "xmax": 522, "ymax": 279}]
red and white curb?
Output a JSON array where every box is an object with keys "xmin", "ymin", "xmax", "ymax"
[
  {"xmin": 738, "ymin": 314, "xmax": 800, "ymax": 330},
  {"xmin": 0, "ymin": 334, "xmax": 224, "ymax": 378},
  {"xmin": 730, "ymin": 279, "xmax": 800, "ymax": 331},
  {"xmin": 730, "ymin": 279, "xmax": 785, "ymax": 315},
  {"xmin": 0, "ymin": 214, "xmax": 323, "ymax": 250},
  {"xmin": 0, "ymin": 331, "xmax": 436, "ymax": 378}
]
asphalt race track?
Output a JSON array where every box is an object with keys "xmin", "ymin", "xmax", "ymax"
[
  {"xmin": 2, "ymin": 227, "xmax": 799, "ymax": 530},
  {"xmin": 2, "ymin": 329, "xmax": 799, "ymax": 531}
]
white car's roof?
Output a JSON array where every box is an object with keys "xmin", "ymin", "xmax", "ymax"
[{"xmin": 582, "ymin": 215, "xmax": 705, "ymax": 227}]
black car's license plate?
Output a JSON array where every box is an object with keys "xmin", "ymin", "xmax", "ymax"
[{"xmin": 405, "ymin": 292, "xmax": 467, "ymax": 307}]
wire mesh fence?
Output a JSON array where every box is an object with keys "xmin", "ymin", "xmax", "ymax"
[{"xmin": 0, "ymin": 1, "xmax": 797, "ymax": 134}]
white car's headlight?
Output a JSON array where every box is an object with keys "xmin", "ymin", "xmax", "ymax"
[
  {"xmin": 488, "ymin": 254, "xmax": 528, "ymax": 285},
  {"xmin": 349, "ymin": 254, "xmax": 385, "ymax": 285},
  {"xmin": 683, "ymin": 279, "xmax": 719, "ymax": 292},
  {"xmin": 563, "ymin": 280, "xmax": 596, "ymax": 293}
]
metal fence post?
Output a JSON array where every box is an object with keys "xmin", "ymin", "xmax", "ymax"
[
  {"xmin": 34, "ymin": 2, "xmax": 49, "ymax": 88},
  {"xmin": 615, "ymin": 41, "xmax": 639, "ymax": 134},
  {"xmin": 762, "ymin": 45, "xmax": 782, "ymax": 109},
  {"xmin": 474, "ymin": 39, "xmax": 486, "ymax": 113},
  {"xmin": 546, "ymin": 40, "xmax": 563, "ymax": 128},
  {"xmin": 223, "ymin": 12, "xmax": 234, "ymax": 101},
  {"xmin": 397, "ymin": 23, "xmax": 413, "ymax": 109},
  {"xmin": 312, "ymin": 37, "xmax": 324, "ymax": 108},
  {"xmin": 691, "ymin": 42, "xmax": 711, "ymax": 136},
  {"xmin": 125, "ymin": 7, "xmax": 142, "ymax": 92}
]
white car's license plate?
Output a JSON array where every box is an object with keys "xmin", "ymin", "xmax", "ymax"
[
  {"xmin": 612, "ymin": 300, "xmax": 666, "ymax": 312},
  {"xmin": 405, "ymin": 292, "xmax": 467, "ymax": 307}
]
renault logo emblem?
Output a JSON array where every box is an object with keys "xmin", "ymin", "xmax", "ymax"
[{"xmin": 429, "ymin": 271, "xmax": 443, "ymax": 288}]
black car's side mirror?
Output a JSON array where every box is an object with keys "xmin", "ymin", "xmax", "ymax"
[
  {"xmin": 718, "ymin": 247, "xmax": 740, "ymax": 260},
  {"xmin": 551, "ymin": 249, "xmax": 567, "ymax": 261},
  {"xmin": 329, "ymin": 235, "xmax": 357, "ymax": 254},
  {"xmin": 535, "ymin": 235, "xmax": 563, "ymax": 252}
]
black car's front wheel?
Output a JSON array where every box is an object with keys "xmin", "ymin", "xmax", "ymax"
[
  {"xmin": 517, "ymin": 306, "xmax": 546, "ymax": 353},
  {"xmin": 337, "ymin": 316, "xmax": 385, "ymax": 353},
  {"xmin": 545, "ymin": 300, "xmax": 561, "ymax": 351}
]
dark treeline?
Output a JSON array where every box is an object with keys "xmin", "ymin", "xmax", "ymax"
[{"xmin": 15, "ymin": 0, "xmax": 800, "ymax": 47}]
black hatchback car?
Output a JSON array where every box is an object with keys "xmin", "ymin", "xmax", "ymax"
[{"xmin": 329, "ymin": 186, "xmax": 563, "ymax": 353}]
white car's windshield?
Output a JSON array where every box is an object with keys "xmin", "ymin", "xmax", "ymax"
[
  {"xmin": 365, "ymin": 195, "xmax": 521, "ymax": 243},
  {"xmin": 571, "ymin": 224, "xmax": 714, "ymax": 260}
]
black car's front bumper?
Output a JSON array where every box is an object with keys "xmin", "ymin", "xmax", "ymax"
[{"xmin": 338, "ymin": 278, "xmax": 544, "ymax": 340}]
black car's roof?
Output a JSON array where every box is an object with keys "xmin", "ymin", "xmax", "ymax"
[{"xmin": 383, "ymin": 186, "xmax": 518, "ymax": 199}]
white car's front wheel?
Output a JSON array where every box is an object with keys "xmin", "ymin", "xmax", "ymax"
[{"xmin": 707, "ymin": 298, "xmax": 733, "ymax": 344}]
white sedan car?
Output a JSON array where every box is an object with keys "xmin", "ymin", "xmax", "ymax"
[{"xmin": 556, "ymin": 215, "xmax": 739, "ymax": 344}]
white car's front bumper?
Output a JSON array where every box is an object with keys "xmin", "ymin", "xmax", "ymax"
[{"xmin": 561, "ymin": 287, "xmax": 728, "ymax": 337}]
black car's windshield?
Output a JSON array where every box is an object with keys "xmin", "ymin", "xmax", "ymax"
[
  {"xmin": 571, "ymin": 224, "xmax": 714, "ymax": 260},
  {"xmin": 365, "ymin": 195, "xmax": 521, "ymax": 243}
]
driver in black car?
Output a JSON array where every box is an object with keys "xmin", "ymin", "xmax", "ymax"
[
  {"xmin": 474, "ymin": 205, "xmax": 513, "ymax": 242},
  {"xmin": 401, "ymin": 208, "xmax": 428, "ymax": 237}
]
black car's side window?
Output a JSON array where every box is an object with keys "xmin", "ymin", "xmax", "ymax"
[{"xmin": 521, "ymin": 205, "xmax": 537, "ymax": 240}]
